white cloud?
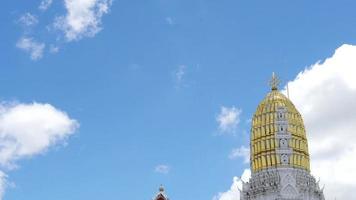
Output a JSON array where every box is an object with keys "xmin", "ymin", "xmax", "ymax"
[
  {"xmin": 0, "ymin": 101, "xmax": 78, "ymax": 198},
  {"xmin": 49, "ymin": 45, "xmax": 60, "ymax": 53},
  {"xmin": 18, "ymin": 13, "xmax": 38, "ymax": 27},
  {"xmin": 176, "ymin": 65, "xmax": 185, "ymax": 82},
  {"xmin": 283, "ymin": 44, "xmax": 356, "ymax": 199},
  {"xmin": 0, "ymin": 102, "xmax": 78, "ymax": 168},
  {"xmin": 216, "ymin": 107, "xmax": 241, "ymax": 134},
  {"xmin": 16, "ymin": 37, "xmax": 45, "ymax": 60},
  {"xmin": 174, "ymin": 65, "xmax": 186, "ymax": 88},
  {"xmin": 212, "ymin": 169, "xmax": 251, "ymax": 200},
  {"xmin": 165, "ymin": 17, "xmax": 174, "ymax": 25},
  {"xmin": 39, "ymin": 0, "xmax": 53, "ymax": 11},
  {"xmin": 0, "ymin": 172, "xmax": 7, "ymax": 200},
  {"xmin": 54, "ymin": 0, "xmax": 113, "ymax": 41},
  {"xmin": 16, "ymin": 0, "xmax": 113, "ymax": 58},
  {"xmin": 229, "ymin": 146, "xmax": 249, "ymax": 164},
  {"xmin": 155, "ymin": 164, "xmax": 170, "ymax": 174}
]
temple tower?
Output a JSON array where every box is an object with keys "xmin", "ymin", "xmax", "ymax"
[
  {"xmin": 241, "ymin": 73, "xmax": 325, "ymax": 200},
  {"xmin": 153, "ymin": 185, "xmax": 169, "ymax": 200}
]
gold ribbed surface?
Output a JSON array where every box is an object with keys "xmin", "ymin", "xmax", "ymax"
[{"xmin": 251, "ymin": 90, "xmax": 310, "ymax": 172}]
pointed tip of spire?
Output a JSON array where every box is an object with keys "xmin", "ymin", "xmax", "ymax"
[
  {"xmin": 159, "ymin": 184, "xmax": 164, "ymax": 192},
  {"xmin": 269, "ymin": 72, "xmax": 280, "ymax": 91}
]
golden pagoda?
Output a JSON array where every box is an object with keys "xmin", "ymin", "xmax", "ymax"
[
  {"xmin": 241, "ymin": 73, "xmax": 324, "ymax": 200},
  {"xmin": 251, "ymin": 73, "xmax": 310, "ymax": 172}
]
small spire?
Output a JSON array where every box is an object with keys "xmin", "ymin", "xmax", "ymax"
[
  {"xmin": 159, "ymin": 184, "xmax": 164, "ymax": 192},
  {"xmin": 269, "ymin": 72, "xmax": 280, "ymax": 91}
]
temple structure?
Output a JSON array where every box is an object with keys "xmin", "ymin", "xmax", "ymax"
[
  {"xmin": 241, "ymin": 73, "xmax": 325, "ymax": 200},
  {"xmin": 152, "ymin": 185, "xmax": 169, "ymax": 200}
]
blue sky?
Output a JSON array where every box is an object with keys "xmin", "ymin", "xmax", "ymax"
[{"xmin": 1, "ymin": 0, "xmax": 356, "ymax": 200}]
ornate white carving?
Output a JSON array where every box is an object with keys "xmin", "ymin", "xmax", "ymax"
[
  {"xmin": 241, "ymin": 168, "xmax": 325, "ymax": 200},
  {"xmin": 282, "ymin": 184, "xmax": 298, "ymax": 198}
]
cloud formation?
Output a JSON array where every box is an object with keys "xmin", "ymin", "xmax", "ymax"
[
  {"xmin": 155, "ymin": 164, "xmax": 170, "ymax": 174},
  {"xmin": 0, "ymin": 102, "xmax": 78, "ymax": 198},
  {"xmin": 0, "ymin": 172, "xmax": 7, "ymax": 200},
  {"xmin": 16, "ymin": 0, "xmax": 113, "ymax": 59},
  {"xmin": 173, "ymin": 65, "xmax": 187, "ymax": 88},
  {"xmin": 54, "ymin": 0, "xmax": 113, "ymax": 41},
  {"xmin": 18, "ymin": 13, "xmax": 38, "ymax": 27},
  {"xmin": 16, "ymin": 37, "xmax": 45, "ymax": 60},
  {"xmin": 165, "ymin": 17, "xmax": 174, "ymax": 25},
  {"xmin": 39, "ymin": 0, "xmax": 53, "ymax": 11},
  {"xmin": 216, "ymin": 107, "xmax": 241, "ymax": 134},
  {"xmin": 283, "ymin": 44, "xmax": 356, "ymax": 199},
  {"xmin": 213, "ymin": 169, "xmax": 251, "ymax": 200},
  {"xmin": 229, "ymin": 146, "xmax": 249, "ymax": 164}
]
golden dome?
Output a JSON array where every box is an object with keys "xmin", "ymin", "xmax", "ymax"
[{"xmin": 250, "ymin": 83, "xmax": 310, "ymax": 173}]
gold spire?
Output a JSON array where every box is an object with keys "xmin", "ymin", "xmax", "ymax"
[{"xmin": 269, "ymin": 72, "xmax": 280, "ymax": 91}]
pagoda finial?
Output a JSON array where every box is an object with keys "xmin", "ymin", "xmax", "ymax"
[
  {"xmin": 269, "ymin": 72, "xmax": 280, "ymax": 91},
  {"xmin": 159, "ymin": 184, "xmax": 164, "ymax": 192}
]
